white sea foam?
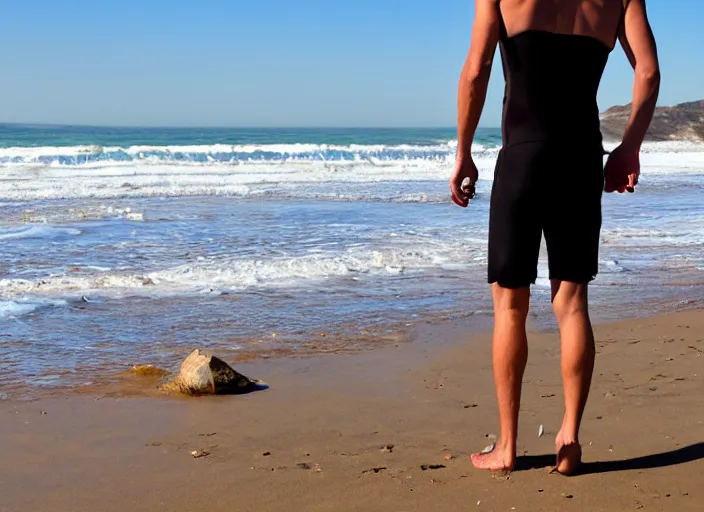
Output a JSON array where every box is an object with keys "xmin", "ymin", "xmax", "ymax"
[
  {"xmin": 0, "ymin": 241, "xmax": 487, "ymax": 299},
  {"xmin": 0, "ymin": 140, "xmax": 701, "ymax": 202},
  {"xmin": 0, "ymin": 161, "xmax": 475, "ymax": 201},
  {"xmin": 5, "ymin": 229, "xmax": 690, "ymax": 302},
  {"xmin": 0, "ymin": 141, "xmax": 478, "ymax": 162},
  {"xmin": 0, "ymin": 139, "xmax": 700, "ymax": 166}
]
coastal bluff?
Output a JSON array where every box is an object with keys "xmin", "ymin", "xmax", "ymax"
[{"xmin": 600, "ymin": 99, "xmax": 704, "ymax": 142}]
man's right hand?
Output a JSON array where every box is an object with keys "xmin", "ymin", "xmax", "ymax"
[
  {"xmin": 604, "ymin": 145, "xmax": 640, "ymax": 193},
  {"xmin": 450, "ymin": 157, "xmax": 480, "ymax": 207}
]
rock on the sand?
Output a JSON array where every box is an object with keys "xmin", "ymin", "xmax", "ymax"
[{"xmin": 169, "ymin": 349, "xmax": 258, "ymax": 395}]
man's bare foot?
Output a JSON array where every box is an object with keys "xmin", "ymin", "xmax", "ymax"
[
  {"xmin": 470, "ymin": 441, "xmax": 516, "ymax": 472},
  {"xmin": 555, "ymin": 429, "xmax": 582, "ymax": 475}
]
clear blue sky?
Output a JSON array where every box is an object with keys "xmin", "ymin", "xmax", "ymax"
[{"xmin": 0, "ymin": 0, "xmax": 701, "ymax": 127}]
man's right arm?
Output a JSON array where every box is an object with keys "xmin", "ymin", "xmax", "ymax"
[{"xmin": 618, "ymin": 0, "xmax": 661, "ymax": 151}]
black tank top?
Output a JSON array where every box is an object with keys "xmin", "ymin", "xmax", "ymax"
[{"xmin": 497, "ymin": 2, "xmax": 623, "ymax": 148}]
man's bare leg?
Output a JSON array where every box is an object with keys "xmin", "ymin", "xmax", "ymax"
[
  {"xmin": 471, "ymin": 284, "xmax": 530, "ymax": 471},
  {"xmin": 551, "ymin": 280, "xmax": 595, "ymax": 475}
]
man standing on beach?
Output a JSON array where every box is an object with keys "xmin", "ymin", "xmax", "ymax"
[{"xmin": 450, "ymin": 0, "xmax": 660, "ymax": 474}]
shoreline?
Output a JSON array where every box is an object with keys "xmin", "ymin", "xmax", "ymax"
[
  {"xmin": 4, "ymin": 295, "xmax": 702, "ymax": 401},
  {"xmin": 1, "ymin": 307, "xmax": 702, "ymax": 511},
  {"xmin": 5, "ymin": 297, "xmax": 701, "ymax": 402}
]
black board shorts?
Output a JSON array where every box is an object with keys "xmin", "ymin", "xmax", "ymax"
[{"xmin": 487, "ymin": 142, "xmax": 605, "ymax": 288}]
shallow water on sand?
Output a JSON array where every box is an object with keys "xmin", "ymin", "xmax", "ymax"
[{"xmin": 1, "ymin": 190, "xmax": 702, "ymax": 399}]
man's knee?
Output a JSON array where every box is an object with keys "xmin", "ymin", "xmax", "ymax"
[
  {"xmin": 551, "ymin": 281, "xmax": 589, "ymax": 319},
  {"xmin": 492, "ymin": 283, "xmax": 530, "ymax": 318}
]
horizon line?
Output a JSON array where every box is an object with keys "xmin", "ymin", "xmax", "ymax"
[{"xmin": 0, "ymin": 122, "xmax": 499, "ymax": 130}]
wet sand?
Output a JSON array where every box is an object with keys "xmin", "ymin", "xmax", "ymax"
[{"xmin": 1, "ymin": 309, "xmax": 703, "ymax": 512}]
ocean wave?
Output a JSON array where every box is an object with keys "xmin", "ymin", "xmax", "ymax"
[
  {"xmin": 1, "ymin": 139, "xmax": 702, "ymax": 168},
  {"xmin": 601, "ymin": 227, "xmax": 704, "ymax": 247},
  {"xmin": 0, "ymin": 243, "xmax": 487, "ymax": 299},
  {"xmin": 0, "ymin": 226, "xmax": 82, "ymax": 241},
  {"xmin": 0, "ymin": 298, "xmax": 68, "ymax": 318},
  {"xmin": 0, "ymin": 139, "xmax": 702, "ymax": 202},
  {"xmin": 0, "ymin": 141, "xmax": 485, "ymax": 167},
  {"xmin": 0, "ymin": 159, "xmax": 498, "ymax": 201}
]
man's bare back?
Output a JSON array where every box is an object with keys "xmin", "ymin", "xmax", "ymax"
[{"xmin": 497, "ymin": 0, "xmax": 624, "ymax": 49}]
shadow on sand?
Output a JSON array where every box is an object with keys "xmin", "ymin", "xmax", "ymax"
[{"xmin": 514, "ymin": 442, "xmax": 704, "ymax": 475}]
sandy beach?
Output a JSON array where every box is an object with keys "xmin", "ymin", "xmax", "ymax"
[
  {"xmin": 1, "ymin": 307, "xmax": 702, "ymax": 512},
  {"xmin": 1, "ymin": 0, "xmax": 701, "ymax": 509}
]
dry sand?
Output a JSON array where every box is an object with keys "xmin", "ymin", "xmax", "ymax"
[{"xmin": 1, "ymin": 309, "xmax": 702, "ymax": 511}]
